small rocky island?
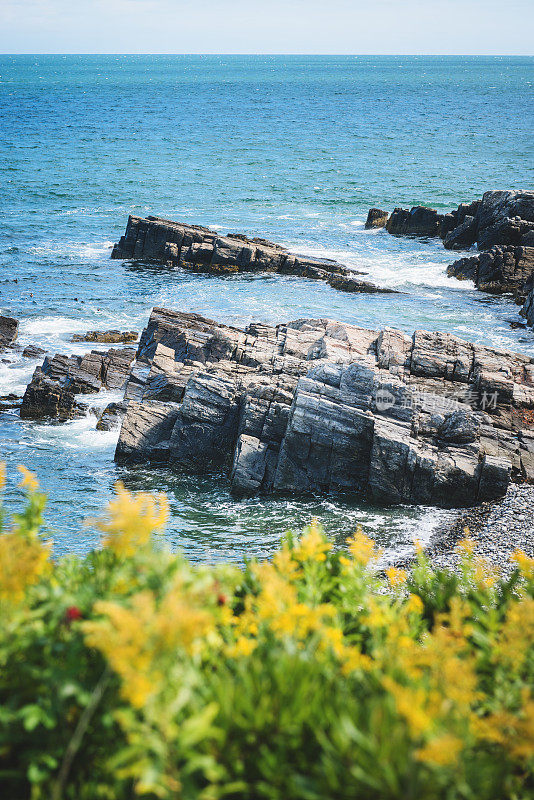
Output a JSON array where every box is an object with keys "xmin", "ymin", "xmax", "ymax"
[{"xmin": 111, "ymin": 215, "xmax": 398, "ymax": 295}]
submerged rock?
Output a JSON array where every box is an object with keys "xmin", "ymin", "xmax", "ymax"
[
  {"xmin": 111, "ymin": 215, "xmax": 398, "ymax": 296},
  {"xmin": 114, "ymin": 308, "xmax": 534, "ymax": 507},
  {"xmin": 0, "ymin": 315, "xmax": 18, "ymax": 352},
  {"xmin": 71, "ymin": 330, "xmax": 138, "ymax": 344}
]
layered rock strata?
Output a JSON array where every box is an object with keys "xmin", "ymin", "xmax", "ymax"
[
  {"xmin": 114, "ymin": 308, "xmax": 534, "ymax": 507},
  {"xmin": 111, "ymin": 216, "xmax": 397, "ymax": 296}
]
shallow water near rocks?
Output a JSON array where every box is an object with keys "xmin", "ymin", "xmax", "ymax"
[{"xmin": 1, "ymin": 55, "xmax": 533, "ymax": 561}]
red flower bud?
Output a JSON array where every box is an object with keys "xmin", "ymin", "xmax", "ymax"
[
  {"xmin": 65, "ymin": 606, "xmax": 83, "ymax": 622},
  {"xmin": 217, "ymin": 594, "xmax": 227, "ymax": 607}
]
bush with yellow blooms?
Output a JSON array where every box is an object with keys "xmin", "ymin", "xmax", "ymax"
[{"xmin": 0, "ymin": 464, "xmax": 532, "ymax": 799}]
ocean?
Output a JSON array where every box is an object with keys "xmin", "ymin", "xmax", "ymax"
[{"xmin": 0, "ymin": 54, "xmax": 533, "ymax": 561}]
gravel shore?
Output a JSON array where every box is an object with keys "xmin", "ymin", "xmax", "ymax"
[{"xmin": 424, "ymin": 484, "xmax": 534, "ymax": 578}]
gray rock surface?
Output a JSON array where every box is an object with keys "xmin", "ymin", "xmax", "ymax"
[
  {"xmin": 20, "ymin": 347, "xmax": 136, "ymax": 420},
  {"xmin": 447, "ymin": 245, "xmax": 534, "ymax": 298},
  {"xmin": 365, "ymin": 208, "xmax": 389, "ymax": 229},
  {"xmin": 111, "ymin": 216, "xmax": 398, "ymax": 296},
  {"xmin": 0, "ymin": 315, "xmax": 18, "ymax": 352},
  {"xmin": 114, "ymin": 308, "xmax": 534, "ymax": 507},
  {"xmin": 386, "ymin": 206, "xmax": 443, "ymax": 237}
]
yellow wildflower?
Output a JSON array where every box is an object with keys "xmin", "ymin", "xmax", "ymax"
[
  {"xmin": 0, "ymin": 530, "xmax": 51, "ymax": 602},
  {"xmin": 406, "ymin": 593, "xmax": 424, "ymax": 615},
  {"xmin": 511, "ymin": 549, "xmax": 534, "ymax": 580},
  {"xmin": 346, "ymin": 528, "xmax": 379, "ymax": 566},
  {"xmin": 17, "ymin": 465, "xmax": 40, "ymax": 493},
  {"xmin": 227, "ymin": 636, "xmax": 257, "ymax": 658},
  {"xmin": 416, "ymin": 733, "xmax": 463, "ymax": 767},
  {"xmin": 97, "ymin": 482, "xmax": 169, "ymax": 557},
  {"xmin": 293, "ymin": 519, "xmax": 332, "ymax": 563},
  {"xmin": 0, "ymin": 462, "xmax": 5, "ymax": 491},
  {"xmin": 385, "ymin": 566, "xmax": 407, "ymax": 587},
  {"xmin": 456, "ymin": 536, "xmax": 476, "ymax": 556}
]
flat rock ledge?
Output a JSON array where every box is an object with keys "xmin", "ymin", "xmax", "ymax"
[
  {"xmin": 111, "ymin": 215, "xmax": 398, "ymax": 296},
  {"xmin": 114, "ymin": 308, "xmax": 534, "ymax": 508}
]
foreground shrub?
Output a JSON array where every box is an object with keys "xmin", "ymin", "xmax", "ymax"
[{"xmin": 0, "ymin": 466, "xmax": 533, "ymax": 799}]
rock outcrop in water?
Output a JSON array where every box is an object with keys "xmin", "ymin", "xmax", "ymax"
[
  {"xmin": 113, "ymin": 307, "xmax": 534, "ymax": 508},
  {"xmin": 0, "ymin": 315, "xmax": 18, "ymax": 352},
  {"xmin": 369, "ymin": 191, "xmax": 534, "ymax": 324},
  {"xmin": 20, "ymin": 347, "xmax": 136, "ymax": 421},
  {"xmin": 111, "ymin": 216, "xmax": 398, "ymax": 296},
  {"xmin": 447, "ymin": 246, "xmax": 534, "ymax": 298},
  {"xmin": 374, "ymin": 190, "xmax": 534, "ymax": 249}
]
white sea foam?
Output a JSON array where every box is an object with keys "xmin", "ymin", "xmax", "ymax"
[{"xmin": 31, "ymin": 413, "xmax": 120, "ymax": 452}]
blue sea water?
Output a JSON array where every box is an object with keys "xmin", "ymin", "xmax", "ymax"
[{"xmin": 0, "ymin": 55, "xmax": 533, "ymax": 561}]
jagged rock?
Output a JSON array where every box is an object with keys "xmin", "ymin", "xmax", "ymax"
[
  {"xmin": 20, "ymin": 347, "xmax": 136, "ymax": 420},
  {"xmin": 111, "ymin": 215, "xmax": 398, "ymax": 297},
  {"xmin": 447, "ymin": 246, "xmax": 534, "ymax": 297},
  {"xmin": 443, "ymin": 215, "xmax": 477, "ymax": 250},
  {"xmin": 71, "ymin": 330, "xmax": 138, "ymax": 344},
  {"xmin": 521, "ymin": 275, "xmax": 534, "ymax": 328},
  {"xmin": 114, "ymin": 309, "xmax": 534, "ymax": 508},
  {"xmin": 0, "ymin": 316, "xmax": 18, "ymax": 352},
  {"xmin": 96, "ymin": 401, "xmax": 128, "ymax": 431},
  {"xmin": 385, "ymin": 206, "xmax": 443, "ymax": 237},
  {"xmin": 365, "ymin": 208, "xmax": 389, "ymax": 229},
  {"xmin": 20, "ymin": 374, "xmax": 80, "ymax": 421},
  {"xmin": 22, "ymin": 345, "xmax": 46, "ymax": 359}
]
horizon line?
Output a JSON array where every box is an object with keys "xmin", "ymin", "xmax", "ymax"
[{"xmin": 1, "ymin": 52, "xmax": 533, "ymax": 57}]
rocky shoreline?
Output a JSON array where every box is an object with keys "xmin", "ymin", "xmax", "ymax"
[{"xmin": 424, "ymin": 483, "xmax": 534, "ymax": 577}]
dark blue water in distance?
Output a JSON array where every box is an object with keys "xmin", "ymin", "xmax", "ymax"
[{"xmin": 0, "ymin": 55, "xmax": 533, "ymax": 562}]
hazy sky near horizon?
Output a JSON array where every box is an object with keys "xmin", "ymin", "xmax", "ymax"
[{"xmin": 0, "ymin": 0, "xmax": 533, "ymax": 55}]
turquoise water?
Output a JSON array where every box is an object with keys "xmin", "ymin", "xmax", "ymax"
[{"xmin": 1, "ymin": 55, "xmax": 533, "ymax": 561}]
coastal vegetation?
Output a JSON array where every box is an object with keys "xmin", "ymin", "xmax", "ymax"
[{"xmin": 0, "ymin": 466, "xmax": 533, "ymax": 799}]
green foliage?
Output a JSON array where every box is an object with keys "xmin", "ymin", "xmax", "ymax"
[{"xmin": 0, "ymin": 474, "xmax": 533, "ymax": 800}]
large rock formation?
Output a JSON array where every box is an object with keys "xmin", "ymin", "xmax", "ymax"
[
  {"xmin": 114, "ymin": 308, "xmax": 534, "ymax": 507},
  {"xmin": 111, "ymin": 216, "xmax": 397, "ymax": 296},
  {"xmin": 20, "ymin": 347, "xmax": 136, "ymax": 420},
  {"xmin": 0, "ymin": 315, "xmax": 18, "ymax": 352}
]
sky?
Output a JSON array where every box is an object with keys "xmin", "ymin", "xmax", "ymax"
[{"xmin": 0, "ymin": 0, "xmax": 533, "ymax": 55}]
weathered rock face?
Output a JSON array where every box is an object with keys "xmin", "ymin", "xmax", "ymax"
[
  {"xmin": 111, "ymin": 216, "xmax": 398, "ymax": 297},
  {"xmin": 0, "ymin": 315, "xmax": 18, "ymax": 352},
  {"xmin": 365, "ymin": 208, "xmax": 389, "ymax": 229},
  {"xmin": 386, "ymin": 207, "xmax": 443, "ymax": 237},
  {"xmin": 447, "ymin": 246, "xmax": 534, "ymax": 298},
  {"xmin": 114, "ymin": 308, "xmax": 534, "ymax": 507},
  {"xmin": 71, "ymin": 330, "xmax": 138, "ymax": 344},
  {"xmin": 20, "ymin": 347, "xmax": 136, "ymax": 420}
]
